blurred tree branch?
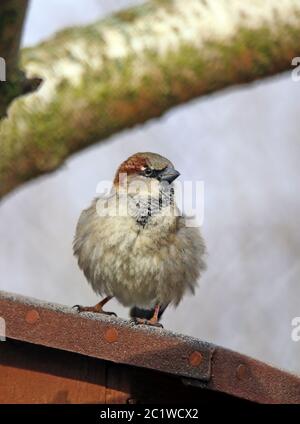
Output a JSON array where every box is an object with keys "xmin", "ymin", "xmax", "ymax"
[
  {"xmin": 0, "ymin": 0, "xmax": 41, "ymax": 118},
  {"xmin": 1, "ymin": 0, "xmax": 300, "ymax": 199}
]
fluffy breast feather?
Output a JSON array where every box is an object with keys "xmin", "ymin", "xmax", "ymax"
[{"xmin": 73, "ymin": 198, "xmax": 206, "ymax": 308}]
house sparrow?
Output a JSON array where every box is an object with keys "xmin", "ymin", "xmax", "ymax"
[{"xmin": 73, "ymin": 152, "xmax": 206, "ymax": 326}]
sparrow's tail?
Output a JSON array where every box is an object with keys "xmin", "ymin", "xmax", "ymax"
[{"xmin": 130, "ymin": 305, "xmax": 168, "ymax": 321}]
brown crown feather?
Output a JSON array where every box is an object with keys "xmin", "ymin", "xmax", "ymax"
[{"xmin": 113, "ymin": 153, "xmax": 148, "ymax": 185}]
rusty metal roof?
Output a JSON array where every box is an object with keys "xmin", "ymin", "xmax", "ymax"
[{"xmin": 0, "ymin": 290, "xmax": 300, "ymax": 404}]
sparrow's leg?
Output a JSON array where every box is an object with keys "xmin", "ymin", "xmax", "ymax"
[
  {"xmin": 73, "ymin": 296, "xmax": 116, "ymax": 316},
  {"xmin": 133, "ymin": 304, "xmax": 163, "ymax": 328}
]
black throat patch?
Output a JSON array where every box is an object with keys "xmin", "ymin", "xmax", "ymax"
[{"xmin": 135, "ymin": 187, "xmax": 174, "ymax": 228}]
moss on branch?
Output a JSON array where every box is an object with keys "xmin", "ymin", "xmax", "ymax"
[{"xmin": 1, "ymin": 0, "xmax": 300, "ymax": 198}]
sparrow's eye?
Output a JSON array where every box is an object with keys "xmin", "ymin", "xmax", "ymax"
[{"xmin": 143, "ymin": 167, "xmax": 153, "ymax": 177}]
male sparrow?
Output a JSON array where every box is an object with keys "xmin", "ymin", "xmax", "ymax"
[{"xmin": 73, "ymin": 152, "xmax": 206, "ymax": 326}]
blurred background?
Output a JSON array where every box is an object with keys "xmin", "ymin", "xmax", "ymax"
[{"xmin": 1, "ymin": 0, "xmax": 300, "ymax": 374}]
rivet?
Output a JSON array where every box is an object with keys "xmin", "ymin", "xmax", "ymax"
[
  {"xmin": 236, "ymin": 364, "xmax": 248, "ymax": 380},
  {"xmin": 104, "ymin": 328, "xmax": 118, "ymax": 343},
  {"xmin": 189, "ymin": 351, "xmax": 203, "ymax": 367},
  {"xmin": 25, "ymin": 309, "xmax": 40, "ymax": 324}
]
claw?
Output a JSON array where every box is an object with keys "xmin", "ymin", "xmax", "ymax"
[
  {"xmin": 72, "ymin": 304, "xmax": 81, "ymax": 312},
  {"xmin": 104, "ymin": 311, "xmax": 117, "ymax": 317}
]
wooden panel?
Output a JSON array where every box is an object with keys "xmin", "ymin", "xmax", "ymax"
[
  {"xmin": 0, "ymin": 339, "xmax": 246, "ymax": 404},
  {"xmin": 0, "ymin": 340, "xmax": 124, "ymax": 404}
]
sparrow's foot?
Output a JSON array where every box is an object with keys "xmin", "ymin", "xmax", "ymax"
[
  {"xmin": 73, "ymin": 297, "xmax": 117, "ymax": 317},
  {"xmin": 133, "ymin": 317, "xmax": 163, "ymax": 328},
  {"xmin": 72, "ymin": 296, "xmax": 116, "ymax": 316},
  {"xmin": 72, "ymin": 304, "xmax": 117, "ymax": 317}
]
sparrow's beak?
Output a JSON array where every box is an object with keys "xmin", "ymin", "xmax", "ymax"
[{"xmin": 159, "ymin": 166, "xmax": 180, "ymax": 184}]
